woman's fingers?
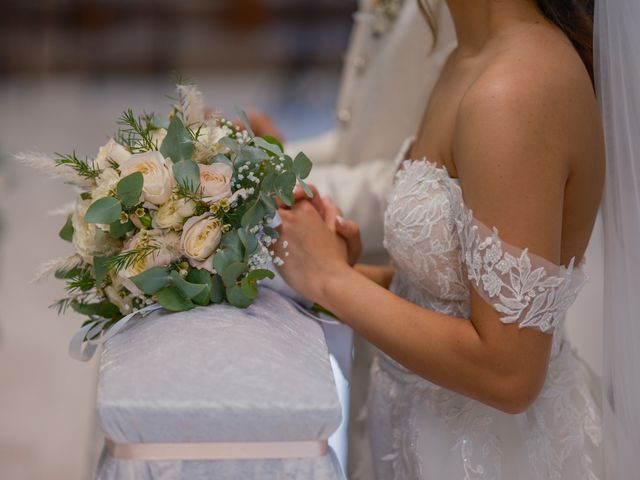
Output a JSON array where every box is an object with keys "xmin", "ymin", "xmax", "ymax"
[
  {"xmin": 335, "ymin": 215, "xmax": 362, "ymax": 266},
  {"xmin": 322, "ymin": 197, "xmax": 340, "ymax": 233}
]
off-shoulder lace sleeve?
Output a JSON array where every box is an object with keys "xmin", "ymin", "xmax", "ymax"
[{"xmin": 456, "ymin": 208, "xmax": 586, "ymax": 333}]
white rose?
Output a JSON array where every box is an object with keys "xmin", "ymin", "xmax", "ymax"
[
  {"xmin": 152, "ymin": 198, "xmax": 196, "ymax": 230},
  {"xmin": 91, "ymin": 167, "xmax": 120, "ymax": 201},
  {"xmin": 193, "ymin": 124, "xmax": 233, "ymax": 163},
  {"xmin": 95, "ymin": 139, "xmax": 130, "ymax": 170},
  {"xmin": 199, "ymin": 163, "xmax": 233, "ymax": 203},
  {"xmin": 118, "ymin": 230, "xmax": 180, "ymax": 292},
  {"xmin": 151, "ymin": 128, "xmax": 167, "ymax": 147},
  {"xmin": 120, "ymin": 151, "xmax": 174, "ymax": 205},
  {"xmin": 71, "ymin": 199, "xmax": 119, "ymax": 263},
  {"xmin": 180, "ymin": 214, "xmax": 222, "ymax": 262}
]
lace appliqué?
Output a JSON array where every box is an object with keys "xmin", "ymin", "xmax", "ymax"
[{"xmin": 457, "ymin": 208, "xmax": 585, "ymax": 333}]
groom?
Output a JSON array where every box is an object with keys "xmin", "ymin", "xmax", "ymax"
[{"xmin": 251, "ymin": 1, "xmax": 455, "ymax": 477}]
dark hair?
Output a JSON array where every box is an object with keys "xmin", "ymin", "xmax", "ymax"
[{"xmin": 535, "ymin": 0, "xmax": 595, "ymax": 82}]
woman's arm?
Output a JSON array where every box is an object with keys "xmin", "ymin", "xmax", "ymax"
[
  {"xmin": 354, "ymin": 264, "xmax": 395, "ymax": 288},
  {"xmin": 278, "ymin": 65, "xmax": 586, "ymax": 414}
]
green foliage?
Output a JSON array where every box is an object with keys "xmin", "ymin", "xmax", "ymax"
[
  {"xmin": 71, "ymin": 300, "xmax": 121, "ymax": 320},
  {"xmin": 173, "ymin": 159, "xmax": 201, "ymax": 194},
  {"xmin": 116, "ymin": 109, "xmax": 159, "ymax": 153},
  {"xmin": 55, "ymin": 152, "xmax": 101, "ymax": 180},
  {"xmin": 92, "ymin": 255, "xmax": 112, "ymax": 287},
  {"xmin": 109, "ymin": 219, "xmax": 134, "ymax": 239},
  {"xmin": 116, "ymin": 172, "xmax": 144, "ymax": 207},
  {"xmin": 210, "ymin": 274, "xmax": 225, "ymax": 303},
  {"xmin": 156, "ymin": 286, "xmax": 194, "ymax": 312},
  {"xmin": 226, "ymin": 285, "xmax": 252, "ymax": 308},
  {"xmin": 84, "ymin": 197, "xmax": 122, "ymax": 224},
  {"xmin": 221, "ymin": 262, "xmax": 247, "ymax": 287},
  {"xmin": 170, "ymin": 271, "xmax": 207, "ymax": 299},
  {"xmin": 241, "ymin": 269, "xmax": 275, "ymax": 300},
  {"xmin": 185, "ymin": 268, "xmax": 214, "ymax": 305},
  {"xmin": 241, "ymin": 200, "xmax": 265, "ymax": 228},
  {"xmin": 131, "ymin": 267, "xmax": 171, "ymax": 294},
  {"xmin": 252, "ymin": 136, "xmax": 283, "ymax": 157},
  {"xmin": 235, "ymin": 107, "xmax": 254, "ymax": 138},
  {"xmin": 105, "ymin": 244, "xmax": 158, "ymax": 273},
  {"xmin": 293, "ymin": 152, "xmax": 312, "ymax": 179},
  {"xmin": 59, "ymin": 215, "xmax": 74, "ymax": 242},
  {"xmin": 160, "ymin": 116, "xmax": 195, "ymax": 162}
]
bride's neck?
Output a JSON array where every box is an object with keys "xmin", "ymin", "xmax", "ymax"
[{"xmin": 446, "ymin": 0, "xmax": 545, "ymax": 54}]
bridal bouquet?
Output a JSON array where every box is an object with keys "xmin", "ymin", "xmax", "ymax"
[{"xmin": 27, "ymin": 83, "xmax": 313, "ymax": 357}]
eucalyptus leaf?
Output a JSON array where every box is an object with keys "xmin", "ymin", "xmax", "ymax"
[
  {"xmin": 116, "ymin": 172, "xmax": 144, "ymax": 207},
  {"xmin": 260, "ymin": 193, "xmax": 277, "ymax": 214},
  {"xmin": 293, "ymin": 152, "xmax": 312, "ymax": 179},
  {"xmin": 226, "ymin": 285, "xmax": 252, "ymax": 308},
  {"xmin": 84, "ymin": 197, "xmax": 122, "ymax": 224},
  {"xmin": 59, "ymin": 215, "xmax": 74, "ymax": 242},
  {"xmin": 211, "ymin": 154, "xmax": 232, "ymax": 166},
  {"xmin": 131, "ymin": 267, "xmax": 171, "ymax": 295},
  {"xmin": 260, "ymin": 173, "xmax": 276, "ymax": 194},
  {"xmin": 210, "ymin": 274, "xmax": 225, "ymax": 303},
  {"xmin": 157, "ymin": 286, "xmax": 194, "ymax": 312},
  {"xmin": 238, "ymin": 145, "xmax": 268, "ymax": 164},
  {"xmin": 185, "ymin": 269, "xmax": 214, "ymax": 305},
  {"xmin": 160, "ymin": 116, "xmax": 194, "ymax": 163},
  {"xmin": 221, "ymin": 262, "xmax": 247, "ymax": 287},
  {"xmin": 238, "ymin": 228, "xmax": 260, "ymax": 258},
  {"xmin": 240, "ymin": 200, "xmax": 265, "ymax": 228},
  {"xmin": 241, "ymin": 276, "xmax": 258, "ymax": 300},
  {"xmin": 219, "ymin": 137, "xmax": 240, "ymax": 155},
  {"xmin": 221, "ymin": 230, "xmax": 244, "ymax": 258},
  {"xmin": 298, "ymin": 178, "xmax": 314, "ymax": 199},
  {"xmin": 92, "ymin": 255, "xmax": 112, "ymax": 287},
  {"xmin": 212, "ymin": 249, "xmax": 240, "ymax": 275},
  {"xmin": 109, "ymin": 219, "xmax": 134, "ymax": 239},
  {"xmin": 173, "ymin": 159, "xmax": 201, "ymax": 193},
  {"xmin": 246, "ymin": 268, "xmax": 275, "ymax": 282},
  {"xmin": 253, "ymin": 137, "xmax": 282, "ymax": 157},
  {"xmin": 71, "ymin": 300, "xmax": 121, "ymax": 320},
  {"xmin": 170, "ymin": 271, "xmax": 207, "ymax": 300},
  {"xmin": 235, "ymin": 107, "xmax": 254, "ymax": 138}
]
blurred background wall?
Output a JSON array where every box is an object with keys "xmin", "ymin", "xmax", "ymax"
[{"xmin": 0, "ymin": 1, "xmax": 355, "ymax": 479}]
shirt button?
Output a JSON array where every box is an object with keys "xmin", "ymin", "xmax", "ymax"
[{"xmin": 338, "ymin": 109, "xmax": 352, "ymax": 124}]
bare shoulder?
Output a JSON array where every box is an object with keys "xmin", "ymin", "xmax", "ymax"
[
  {"xmin": 454, "ymin": 24, "xmax": 602, "ymax": 182},
  {"xmin": 452, "ymin": 25, "xmax": 603, "ymax": 262}
]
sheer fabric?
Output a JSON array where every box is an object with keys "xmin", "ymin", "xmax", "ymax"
[
  {"xmin": 368, "ymin": 148, "xmax": 602, "ymax": 479},
  {"xmin": 595, "ymin": 1, "xmax": 640, "ymax": 478}
]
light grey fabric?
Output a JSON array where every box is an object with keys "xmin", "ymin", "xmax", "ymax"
[{"xmin": 96, "ymin": 287, "xmax": 344, "ymax": 479}]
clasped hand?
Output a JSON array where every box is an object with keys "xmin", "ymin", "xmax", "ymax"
[{"xmin": 275, "ymin": 185, "xmax": 362, "ymax": 304}]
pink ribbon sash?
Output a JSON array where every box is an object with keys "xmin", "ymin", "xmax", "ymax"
[{"xmin": 105, "ymin": 438, "xmax": 328, "ymax": 461}]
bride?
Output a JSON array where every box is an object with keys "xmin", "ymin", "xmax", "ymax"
[{"xmin": 276, "ymin": 0, "xmax": 604, "ymax": 478}]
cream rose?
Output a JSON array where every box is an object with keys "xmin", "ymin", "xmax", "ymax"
[
  {"xmin": 199, "ymin": 163, "xmax": 233, "ymax": 203},
  {"xmin": 95, "ymin": 139, "xmax": 130, "ymax": 170},
  {"xmin": 120, "ymin": 151, "xmax": 174, "ymax": 205},
  {"xmin": 91, "ymin": 167, "xmax": 120, "ymax": 201},
  {"xmin": 71, "ymin": 199, "xmax": 119, "ymax": 263},
  {"xmin": 118, "ymin": 229, "xmax": 180, "ymax": 292},
  {"xmin": 152, "ymin": 198, "xmax": 196, "ymax": 230},
  {"xmin": 180, "ymin": 214, "xmax": 222, "ymax": 262}
]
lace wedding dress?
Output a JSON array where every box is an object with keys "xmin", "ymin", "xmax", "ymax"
[{"xmin": 367, "ymin": 139, "xmax": 603, "ymax": 479}]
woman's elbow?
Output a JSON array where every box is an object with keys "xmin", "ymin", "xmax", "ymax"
[{"xmin": 491, "ymin": 373, "xmax": 545, "ymax": 415}]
